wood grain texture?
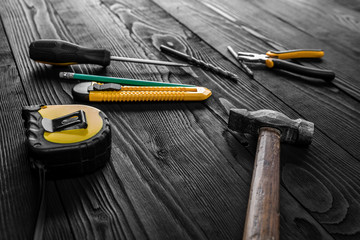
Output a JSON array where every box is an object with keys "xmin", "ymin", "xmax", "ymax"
[
  {"xmin": 0, "ymin": 20, "xmax": 37, "ymax": 240},
  {"xmin": 148, "ymin": 1, "xmax": 360, "ymax": 239},
  {"xmin": 0, "ymin": 15, "xmax": 77, "ymax": 240},
  {"xmin": 43, "ymin": 181, "xmax": 75, "ymax": 240},
  {"xmin": 152, "ymin": 0, "xmax": 360, "ymax": 160},
  {"xmin": 1, "ymin": 0, "xmax": 250, "ymax": 239},
  {"xmin": 243, "ymin": 128, "xmax": 281, "ymax": 240},
  {"xmin": 0, "ymin": 0, "xmax": 359, "ymax": 239}
]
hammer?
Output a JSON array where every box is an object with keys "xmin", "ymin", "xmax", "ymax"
[{"xmin": 228, "ymin": 109, "xmax": 314, "ymax": 240}]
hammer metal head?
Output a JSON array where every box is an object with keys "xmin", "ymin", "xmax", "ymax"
[{"xmin": 228, "ymin": 109, "xmax": 314, "ymax": 145}]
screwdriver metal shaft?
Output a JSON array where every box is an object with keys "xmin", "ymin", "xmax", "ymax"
[{"xmin": 110, "ymin": 56, "xmax": 190, "ymax": 67}]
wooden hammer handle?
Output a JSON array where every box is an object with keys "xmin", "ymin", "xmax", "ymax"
[{"xmin": 243, "ymin": 127, "xmax": 281, "ymax": 240}]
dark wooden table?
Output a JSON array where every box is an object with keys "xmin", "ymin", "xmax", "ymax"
[{"xmin": 1, "ymin": 0, "xmax": 360, "ymax": 239}]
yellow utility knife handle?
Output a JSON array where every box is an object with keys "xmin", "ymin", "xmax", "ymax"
[
  {"xmin": 266, "ymin": 49, "xmax": 324, "ymax": 59},
  {"xmin": 89, "ymin": 86, "xmax": 212, "ymax": 102}
]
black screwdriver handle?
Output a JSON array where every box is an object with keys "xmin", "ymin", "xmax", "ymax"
[
  {"xmin": 267, "ymin": 58, "xmax": 335, "ymax": 81},
  {"xmin": 29, "ymin": 40, "xmax": 111, "ymax": 66}
]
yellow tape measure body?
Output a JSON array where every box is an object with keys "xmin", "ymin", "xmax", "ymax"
[
  {"xmin": 22, "ymin": 104, "xmax": 111, "ymax": 178},
  {"xmin": 38, "ymin": 105, "xmax": 103, "ymax": 143}
]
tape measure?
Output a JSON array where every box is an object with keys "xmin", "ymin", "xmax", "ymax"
[{"xmin": 22, "ymin": 104, "xmax": 111, "ymax": 178}]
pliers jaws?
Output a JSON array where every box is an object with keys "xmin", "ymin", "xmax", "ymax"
[{"xmin": 237, "ymin": 52, "xmax": 268, "ymax": 62}]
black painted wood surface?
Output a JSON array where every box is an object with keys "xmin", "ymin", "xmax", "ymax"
[{"xmin": 0, "ymin": 0, "xmax": 359, "ymax": 239}]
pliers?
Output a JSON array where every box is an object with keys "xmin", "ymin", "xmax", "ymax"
[{"xmin": 237, "ymin": 49, "xmax": 335, "ymax": 81}]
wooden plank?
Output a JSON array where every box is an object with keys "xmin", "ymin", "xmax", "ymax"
[
  {"xmin": 43, "ymin": 182, "xmax": 75, "ymax": 240},
  {"xmin": 253, "ymin": 0, "xmax": 360, "ymax": 53},
  {"xmin": 0, "ymin": 0, "xmax": 248, "ymax": 239},
  {"xmin": 0, "ymin": 17, "xmax": 73, "ymax": 239},
  {"xmin": 160, "ymin": 0, "xmax": 360, "ymax": 100},
  {"xmin": 47, "ymin": 3, "xmax": 332, "ymax": 240},
  {"xmin": 22, "ymin": 0, "xmax": 253, "ymax": 237},
  {"xmin": 237, "ymin": 0, "xmax": 360, "ymax": 98},
  {"xmin": 0, "ymin": 19, "xmax": 37, "ymax": 240},
  {"xmin": 101, "ymin": 0, "xmax": 360, "ymax": 238},
  {"xmin": 144, "ymin": 4, "xmax": 360, "ymax": 238},
  {"xmin": 151, "ymin": 0, "xmax": 360, "ymax": 160},
  {"xmin": 0, "ymin": 0, "xmax": 358, "ymax": 239}
]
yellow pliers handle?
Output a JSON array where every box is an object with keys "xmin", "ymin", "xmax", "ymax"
[{"xmin": 266, "ymin": 49, "xmax": 324, "ymax": 59}]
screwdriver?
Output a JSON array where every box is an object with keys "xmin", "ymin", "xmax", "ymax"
[{"xmin": 29, "ymin": 39, "xmax": 189, "ymax": 67}]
